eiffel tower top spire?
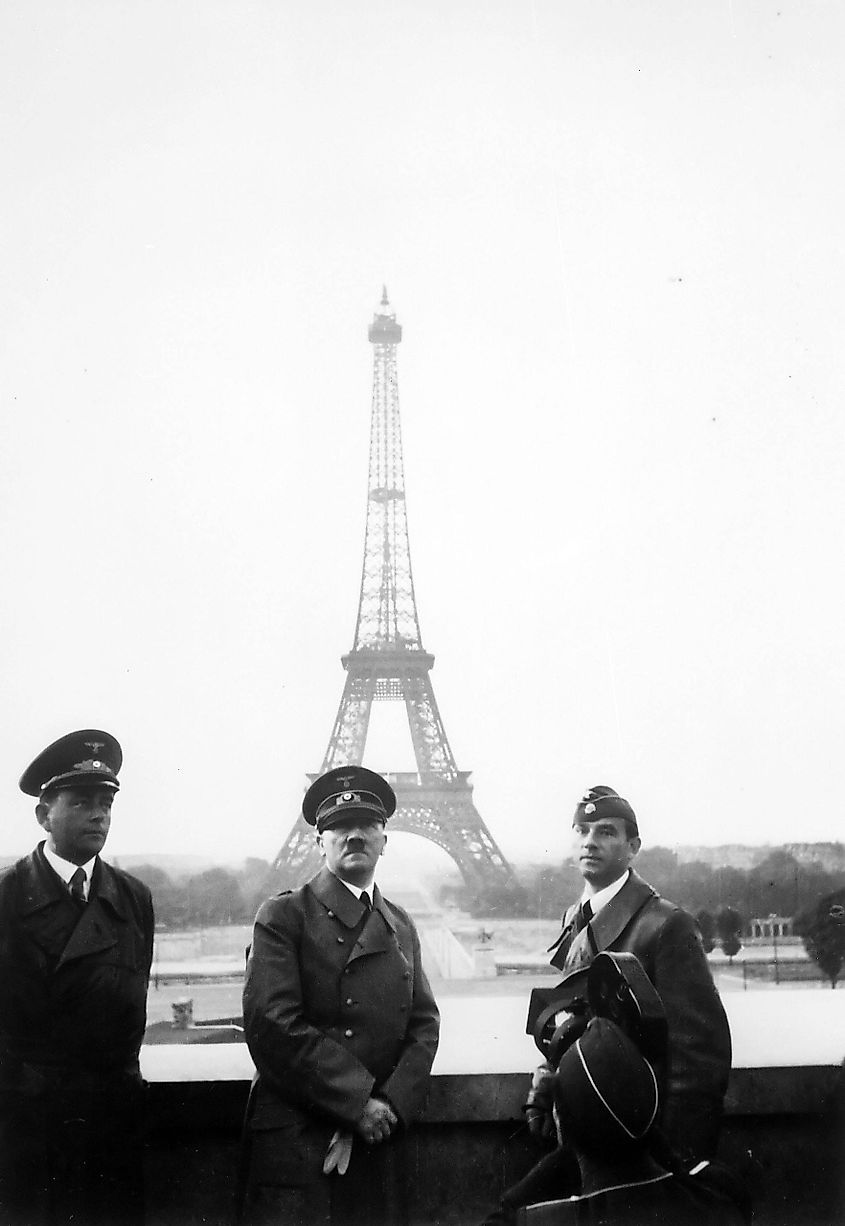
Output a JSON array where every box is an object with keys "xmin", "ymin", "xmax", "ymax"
[
  {"xmin": 367, "ymin": 287, "xmax": 402, "ymax": 345},
  {"xmin": 354, "ymin": 291, "xmax": 423, "ymax": 654}
]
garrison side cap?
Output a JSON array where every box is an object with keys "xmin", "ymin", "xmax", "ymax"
[
  {"xmin": 19, "ymin": 729, "xmax": 122, "ymax": 797},
  {"xmin": 303, "ymin": 765, "xmax": 396, "ymax": 833},
  {"xmin": 573, "ymin": 785, "xmax": 638, "ymax": 834}
]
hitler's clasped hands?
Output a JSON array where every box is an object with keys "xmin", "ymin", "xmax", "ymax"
[
  {"xmin": 324, "ymin": 1096, "xmax": 398, "ymax": 1176},
  {"xmin": 356, "ymin": 1096, "xmax": 397, "ymax": 1144}
]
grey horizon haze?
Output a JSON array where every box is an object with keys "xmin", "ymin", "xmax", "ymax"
[{"xmin": 1, "ymin": 2, "xmax": 843, "ymax": 878}]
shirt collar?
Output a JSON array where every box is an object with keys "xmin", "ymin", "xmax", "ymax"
[
  {"xmin": 328, "ymin": 870, "xmax": 376, "ymax": 901},
  {"xmin": 581, "ymin": 868, "xmax": 630, "ymax": 916},
  {"xmin": 42, "ymin": 844, "xmax": 96, "ymax": 899}
]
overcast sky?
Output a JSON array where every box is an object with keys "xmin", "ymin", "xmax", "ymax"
[{"xmin": 1, "ymin": 1, "xmax": 843, "ymax": 876}]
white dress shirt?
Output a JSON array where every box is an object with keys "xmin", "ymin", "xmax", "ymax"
[
  {"xmin": 580, "ymin": 868, "xmax": 630, "ymax": 918},
  {"xmin": 43, "ymin": 844, "xmax": 96, "ymax": 901},
  {"xmin": 329, "ymin": 871, "xmax": 376, "ymax": 903}
]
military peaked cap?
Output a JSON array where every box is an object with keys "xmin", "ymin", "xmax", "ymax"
[
  {"xmin": 574, "ymin": 785, "xmax": 638, "ymax": 834},
  {"xmin": 20, "ymin": 729, "xmax": 122, "ymax": 797},
  {"xmin": 554, "ymin": 1016, "xmax": 659, "ymax": 1152},
  {"xmin": 303, "ymin": 765, "xmax": 396, "ymax": 833}
]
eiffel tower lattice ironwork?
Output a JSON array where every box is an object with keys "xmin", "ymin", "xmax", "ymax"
[{"xmin": 273, "ymin": 290, "xmax": 520, "ymax": 897}]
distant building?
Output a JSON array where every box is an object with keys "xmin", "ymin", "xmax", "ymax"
[{"xmin": 749, "ymin": 914, "xmax": 795, "ymax": 941}]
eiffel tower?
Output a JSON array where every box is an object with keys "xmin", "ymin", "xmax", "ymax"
[{"xmin": 273, "ymin": 290, "xmax": 521, "ymax": 900}]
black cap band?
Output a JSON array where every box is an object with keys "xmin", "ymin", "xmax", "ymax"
[
  {"xmin": 20, "ymin": 730, "xmax": 122, "ymax": 798},
  {"xmin": 302, "ymin": 766, "xmax": 397, "ymax": 831},
  {"xmin": 315, "ymin": 789, "xmax": 387, "ymax": 831}
]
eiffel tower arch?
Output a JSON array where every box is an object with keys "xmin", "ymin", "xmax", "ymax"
[{"xmin": 273, "ymin": 290, "xmax": 521, "ymax": 903}]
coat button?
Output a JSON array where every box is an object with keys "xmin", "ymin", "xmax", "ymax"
[
  {"xmin": 403, "ymin": 971, "xmax": 411, "ymax": 979},
  {"xmin": 346, "ymin": 998, "xmax": 354, "ymax": 1006},
  {"xmin": 327, "ymin": 911, "xmax": 334, "ymax": 918},
  {"xmin": 337, "ymin": 937, "xmax": 345, "ymax": 944},
  {"xmin": 344, "ymin": 1029, "xmax": 354, "ymax": 1039}
]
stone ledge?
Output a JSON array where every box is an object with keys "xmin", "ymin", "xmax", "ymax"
[{"xmin": 145, "ymin": 1063, "xmax": 843, "ymax": 1126}]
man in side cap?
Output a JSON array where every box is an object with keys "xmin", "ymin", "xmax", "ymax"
[
  {"xmin": 484, "ymin": 785, "xmax": 731, "ymax": 1224},
  {"xmin": 240, "ymin": 765, "xmax": 440, "ymax": 1226},
  {"xmin": 0, "ymin": 730, "xmax": 154, "ymax": 1226}
]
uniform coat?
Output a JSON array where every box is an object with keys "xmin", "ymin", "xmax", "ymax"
[
  {"xmin": 0, "ymin": 843, "xmax": 154, "ymax": 1226},
  {"xmin": 549, "ymin": 870, "xmax": 731, "ymax": 1162},
  {"xmin": 484, "ymin": 873, "xmax": 733, "ymax": 1226},
  {"xmin": 241, "ymin": 867, "xmax": 440, "ymax": 1224}
]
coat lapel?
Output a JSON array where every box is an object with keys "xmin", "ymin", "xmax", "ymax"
[
  {"xmin": 586, "ymin": 872, "xmax": 656, "ymax": 955},
  {"xmin": 552, "ymin": 873, "xmax": 657, "ymax": 973},
  {"xmin": 308, "ymin": 867, "xmax": 367, "ymax": 928},
  {"xmin": 547, "ymin": 901, "xmax": 580, "ymax": 966},
  {"xmin": 559, "ymin": 924, "xmax": 593, "ymax": 973},
  {"xmin": 15, "ymin": 848, "xmax": 123, "ymax": 968},
  {"xmin": 15, "ymin": 848, "xmax": 77, "ymax": 963},
  {"xmin": 349, "ymin": 885, "xmax": 398, "ymax": 962},
  {"xmin": 55, "ymin": 860, "xmax": 124, "ymax": 968},
  {"xmin": 18, "ymin": 846, "xmax": 67, "ymax": 916},
  {"xmin": 307, "ymin": 870, "xmax": 398, "ymax": 963}
]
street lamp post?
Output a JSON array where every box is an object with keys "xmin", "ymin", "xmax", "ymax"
[{"xmin": 770, "ymin": 913, "xmax": 780, "ymax": 985}]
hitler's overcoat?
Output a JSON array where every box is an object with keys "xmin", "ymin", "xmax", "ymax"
[
  {"xmin": 0, "ymin": 843, "xmax": 154, "ymax": 1225},
  {"xmin": 549, "ymin": 870, "xmax": 732, "ymax": 1162},
  {"xmin": 241, "ymin": 867, "xmax": 440, "ymax": 1215}
]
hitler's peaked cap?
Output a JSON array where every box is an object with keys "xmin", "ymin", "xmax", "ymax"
[
  {"xmin": 554, "ymin": 1016, "xmax": 659, "ymax": 1154},
  {"xmin": 20, "ymin": 729, "xmax": 122, "ymax": 797},
  {"xmin": 574, "ymin": 785, "xmax": 638, "ymax": 834},
  {"xmin": 303, "ymin": 766, "xmax": 396, "ymax": 833}
]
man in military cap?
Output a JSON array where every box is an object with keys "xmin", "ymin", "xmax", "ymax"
[
  {"xmin": 484, "ymin": 785, "xmax": 732, "ymax": 1224},
  {"xmin": 241, "ymin": 765, "xmax": 440, "ymax": 1226},
  {"xmin": 0, "ymin": 730, "xmax": 154, "ymax": 1226}
]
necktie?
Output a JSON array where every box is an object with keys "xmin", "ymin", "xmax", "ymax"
[
  {"xmin": 360, "ymin": 891, "xmax": 372, "ymax": 912},
  {"xmin": 69, "ymin": 867, "xmax": 87, "ymax": 905},
  {"xmin": 574, "ymin": 899, "xmax": 593, "ymax": 933}
]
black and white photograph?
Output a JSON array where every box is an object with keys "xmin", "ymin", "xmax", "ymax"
[{"xmin": 1, "ymin": 3, "xmax": 843, "ymax": 1224}]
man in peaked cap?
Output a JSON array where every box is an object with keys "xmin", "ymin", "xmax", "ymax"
[
  {"xmin": 0, "ymin": 730, "xmax": 154, "ymax": 1226},
  {"xmin": 483, "ymin": 785, "xmax": 732, "ymax": 1225},
  {"xmin": 241, "ymin": 765, "xmax": 440, "ymax": 1226}
]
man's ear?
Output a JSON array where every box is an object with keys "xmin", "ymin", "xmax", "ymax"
[
  {"xmin": 630, "ymin": 836, "xmax": 641, "ymax": 857},
  {"xmin": 380, "ymin": 833, "xmax": 387, "ymax": 857},
  {"xmin": 315, "ymin": 832, "xmax": 325, "ymax": 856},
  {"xmin": 35, "ymin": 801, "xmax": 51, "ymax": 832}
]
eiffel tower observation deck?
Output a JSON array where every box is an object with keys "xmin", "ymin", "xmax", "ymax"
[{"xmin": 273, "ymin": 290, "xmax": 522, "ymax": 904}]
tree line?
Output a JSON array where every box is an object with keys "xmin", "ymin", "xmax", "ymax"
[
  {"xmin": 127, "ymin": 847, "xmax": 845, "ymax": 987},
  {"xmin": 442, "ymin": 846, "xmax": 845, "ymax": 923},
  {"xmin": 128, "ymin": 858, "xmax": 275, "ymax": 929},
  {"xmin": 130, "ymin": 846, "xmax": 845, "ymax": 932},
  {"xmin": 440, "ymin": 846, "xmax": 845, "ymax": 987}
]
